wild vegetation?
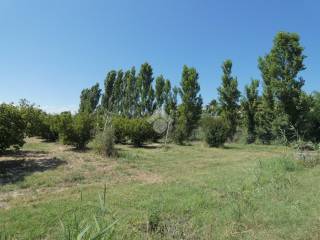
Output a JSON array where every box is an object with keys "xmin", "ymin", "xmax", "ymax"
[{"xmin": 1, "ymin": 31, "xmax": 320, "ymax": 239}]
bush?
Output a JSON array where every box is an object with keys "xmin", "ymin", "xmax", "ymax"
[
  {"xmin": 0, "ymin": 103, "xmax": 26, "ymax": 153},
  {"xmin": 58, "ymin": 112, "xmax": 94, "ymax": 149},
  {"xmin": 92, "ymin": 127, "xmax": 116, "ymax": 157},
  {"xmin": 201, "ymin": 116, "xmax": 228, "ymax": 147},
  {"xmin": 127, "ymin": 118, "xmax": 154, "ymax": 147}
]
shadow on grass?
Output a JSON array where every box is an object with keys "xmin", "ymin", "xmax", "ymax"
[
  {"xmin": 222, "ymin": 145, "xmax": 242, "ymax": 150},
  {"xmin": 0, "ymin": 151, "xmax": 66, "ymax": 185}
]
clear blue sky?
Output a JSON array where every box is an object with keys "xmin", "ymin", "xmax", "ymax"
[{"xmin": 1, "ymin": 0, "xmax": 319, "ymax": 112}]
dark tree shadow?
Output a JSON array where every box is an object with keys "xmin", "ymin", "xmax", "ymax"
[
  {"xmin": 0, "ymin": 153, "xmax": 66, "ymax": 185},
  {"xmin": 0, "ymin": 150, "xmax": 48, "ymax": 158}
]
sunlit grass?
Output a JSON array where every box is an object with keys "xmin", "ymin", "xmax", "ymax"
[{"xmin": 1, "ymin": 138, "xmax": 320, "ymax": 239}]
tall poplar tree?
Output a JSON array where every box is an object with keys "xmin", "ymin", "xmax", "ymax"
[
  {"xmin": 123, "ymin": 67, "xmax": 137, "ymax": 117},
  {"xmin": 79, "ymin": 83, "xmax": 101, "ymax": 113},
  {"xmin": 155, "ymin": 75, "xmax": 166, "ymax": 110},
  {"xmin": 241, "ymin": 79, "xmax": 260, "ymax": 143},
  {"xmin": 112, "ymin": 70, "xmax": 124, "ymax": 114},
  {"xmin": 102, "ymin": 70, "xmax": 117, "ymax": 112},
  {"xmin": 218, "ymin": 60, "xmax": 241, "ymax": 140},
  {"xmin": 258, "ymin": 32, "xmax": 310, "ymax": 140},
  {"xmin": 137, "ymin": 63, "xmax": 155, "ymax": 116},
  {"xmin": 175, "ymin": 65, "xmax": 203, "ymax": 143}
]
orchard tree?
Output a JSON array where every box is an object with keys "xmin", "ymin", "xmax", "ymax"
[
  {"xmin": 79, "ymin": 83, "xmax": 101, "ymax": 113},
  {"xmin": 218, "ymin": 60, "xmax": 241, "ymax": 140},
  {"xmin": 18, "ymin": 99, "xmax": 44, "ymax": 137},
  {"xmin": 241, "ymin": 79, "xmax": 260, "ymax": 143},
  {"xmin": 0, "ymin": 103, "xmax": 26, "ymax": 153},
  {"xmin": 57, "ymin": 111, "xmax": 94, "ymax": 150},
  {"xmin": 175, "ymin": 65, "xmax": 203, "ymax": 143}
]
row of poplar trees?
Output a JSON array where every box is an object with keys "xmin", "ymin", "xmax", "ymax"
[
  {"xmin": 79, "ymin": 63, "xmax": 179, "ymax": 118},
  {"xmin": 79, "ymin": 32, "xmax": 318, "ymax": 144}
]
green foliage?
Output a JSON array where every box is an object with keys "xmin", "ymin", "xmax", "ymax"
[
  {"xmin": 92, "ymin": 127, "xmax": 116, "ymax": 157},
  {"xmin": 101, "ymin": 64, "xmax": 159, "ymax": 118},
  {"xmin": 18, "ymin": 99, "xmax": 44, "ymax": 137},
  {"xmin": 56, "ymin": 111, "xmax": 74, "ymax": 144},
  {"xmin": 123, "ymin": 67, "xmax": 138, "ymax": 117},
  {"xmin": 201, "ymin": 115, "xmax": 228, "ymax": 147},
  {"xmin": 0, "ymin": 103, "xmax": 26, "ymax": 153},
  {"xmin": 258, "ymin": 32, "xmax": 310, "ymax": 142},
  {"xmin": 155, "ymin": 75, "xmax": 166, "ymax": 110},
  {"xmin": 112, "ymin": 70, "xmax": 124, "ymax": 114},
  {"xmin": 112, "ymin": 116, "xmax": 130, "ymax": 143},
  {"xmin": 79, "ymin": 83, "xmax": 101, "ymax": 113},
  {"xmin": 306, "ymin": 92, "xmax": 320, "ymax": 142},
  {"xmin": 148, "ymin": 207, "xmax": 161, "ymax": 232},
  {"xmin": 164, "ymin": 85, "xmax": 178, "ymax": 119},
  {"xmin": 112, "ymin": 117, "xmax": 154, "ymax": 147},
  {"xmin": 59, "ymin": 190, "xmax": 118, "ymax": 240},
  {"xmin": 102, "ymin": 70, "xmax": 117, "ymax": 112},
  {"xmin": 58, "ymin": 112, "xmax": 94, "ymax": 149},
  {"xmin": 241, "ymin": 79, "xmax": 260, "ymax": 143},
  {"xmin": 175, "ymin": 65, "xmax": 202, "ymax": 144},
  {"xmin": 39, "ymin": 113, "xmax": 60, "ymax": 141},
  {"xmin": 204, "ymin": 99, "xmax": 219, "ymax": 116},
  {"xmin": 137, "ymin": 62, "xmax": 155, "ymax": 116},
  {"xmin": 218, "ymin": 60, "xmax": 241, "ymax": 140},
  {"xmin": 172, "ymin": 117, "xmax": 187, "ymax": 145},
  {"xmin": 256, "ymin": 101, "xmax": 274, "ymax": 144},
  {"xmin": 127, "ymin": 118, "xmax": 154, "ymax": 147}
]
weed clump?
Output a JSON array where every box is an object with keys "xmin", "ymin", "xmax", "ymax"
[{"xmin": 92, "ymin": 127, "xmax": 117, "ymax": 157}]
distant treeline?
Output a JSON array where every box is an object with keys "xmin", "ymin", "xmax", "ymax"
[{"xmin": 1, "ymin": 32, "xmax": 320, "ymax": 153}]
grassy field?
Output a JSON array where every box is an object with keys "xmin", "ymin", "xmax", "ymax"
[{"xmin": 1, "ymin": 138, "xmax": 320, "ymax": 239}]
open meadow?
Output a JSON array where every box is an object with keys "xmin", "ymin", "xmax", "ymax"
[
  {"xmin": 1, "ymin": 3, "xmax": 320, "ymax": 239},
  {"xmin": 1, "ymin": 138, "xmax": 320, "ymax": 239}
]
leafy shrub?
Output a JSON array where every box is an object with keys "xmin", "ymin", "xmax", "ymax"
[
  {"xmin": 201, "ymin": 116, "xmax": 228, "ymax": 147},
  {"xmin": 0, "ymin": 103, "xmax": 26, "ymax": 153},
  {"xmin": 92, "ymin": 127, "xmax": 116, "ymax": 157},
  {"xmin": 127, "ymin": 118, "xmax": 154, "ymax": 147},
  {"xmin": 58, "ymin": 112, "xmax": 94, "ymax": 149}
]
